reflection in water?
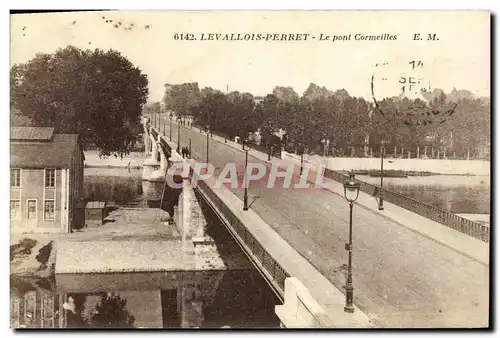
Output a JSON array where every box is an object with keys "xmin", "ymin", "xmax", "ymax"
[
  {"xmin": 11, "ymin": 270, "xmax": 280, "ymax": 328},
  {"xmin": 84, "ymin": 169, "xmax": 181, "ymax": 212},
  {"xmin": 78, "ymin": 293, "xmax": 135, "ymax": 328},
  {"xmin": 84, "ymin": 169, "xmax": 143, "ymax": 206}
]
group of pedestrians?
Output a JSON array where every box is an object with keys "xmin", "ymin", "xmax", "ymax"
[
  {"xmin": 178, "ymin": 119, "xmax": 192, "ymax": 127},
  {"xmin": 181, "ymin": 146, "xmax": 190, "ymax": 158}
]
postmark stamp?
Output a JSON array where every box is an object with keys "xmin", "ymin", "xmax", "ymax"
[{"xmin": 371, "ymin": 60, "xmax": 457, "ymax": 127}]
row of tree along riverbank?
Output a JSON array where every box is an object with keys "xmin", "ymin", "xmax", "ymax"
[{"xmin": 146, "ymin": 82, "xmax": 489, "ymax": 161}]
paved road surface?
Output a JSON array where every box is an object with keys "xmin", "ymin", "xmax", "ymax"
[{"xmin": 166, "ymin": 123, "xmax": 489, "ymax": 328}]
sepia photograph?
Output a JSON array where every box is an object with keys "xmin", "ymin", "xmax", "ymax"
[{"xmin": 9, "ymin": 9, "xmax": 491, "ymax": 329}]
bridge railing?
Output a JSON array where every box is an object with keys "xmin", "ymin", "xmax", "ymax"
[
  {"xmin": 158, "ymin": 137, "xmax": 172, "ymax": 157},
  {"xmin": 150, "ymin": 127, "xmax": 158, "ymax": 140},
  {"xmin": 323, "ymin": 169, "xmax": 490, "ymax": 243},
  {"xmin": 191, "ymin": 167, "xmax": 290, "ymax": 297}
]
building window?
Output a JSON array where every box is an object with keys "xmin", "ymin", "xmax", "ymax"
[
  {"xmin": 10, "ymin": 169, "xmax": 20, "ymax": 188},
  {"xmin": 44, "ymin": 200, "xmax": 55, "ymax": 221},
  {"xmin": 10, "ymin": 200, "xmax": 21, "ymax": 220},
  {"xmin": 45, "ymin": 169, "xmax": 55, "ymax": 188},
  {"xmin": 27, "ymin": 200, "xmax": 37, "ymax": 220}
]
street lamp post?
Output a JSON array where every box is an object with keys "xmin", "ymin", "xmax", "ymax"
[
  {"xmin": 300, "ymin": 128, "xmax": 305, "ymax": 175},
  {"xmin": 206, "ymin": 111, "xmax": 212, "ymax": 164},
  {"xmin": 243, "ymin": 141, "xmax": 250, "ymax": 211},
  {"xmin": 206, "ymin": 125, "xmax": 210, "ymax": 165},
  {"xmin": 379, "ymin": 141, "xmax": 386, "ymax": 210},
  {"xmin": 300, "ymin": 151, "xmax": 304, "ymax": 175},
  {"xmin": 189, "ymin": 138, "xmax": 192, "ymax": 159},
  {"xmin": 177, "ymin": 120, "xmax": 181, "ymax": 153},
  {"xmin": 343, "ymin": 171, "xmax": 361, "ymax": 314},
  {"xmin": 169, "ymin": 114, "xmax": 173, "ymax": 141}
]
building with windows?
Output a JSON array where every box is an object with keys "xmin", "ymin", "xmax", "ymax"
[{"xmin": 10, "ymin": 127, "xmax": 85, "ymax": 233}]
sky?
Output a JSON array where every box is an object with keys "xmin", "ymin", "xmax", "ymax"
[{"xmin": 10, "ymin": 10, "xmax": 490, "ymax": 103}]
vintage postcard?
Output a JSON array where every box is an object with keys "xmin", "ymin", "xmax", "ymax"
[{"xmin": 9, "ymin": 10, "xmax": 490, "ymax": 329}]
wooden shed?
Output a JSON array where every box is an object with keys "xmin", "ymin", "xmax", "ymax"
[{"xmin": 85, "ymin": 201, "xmax": 107, "ymax": 226}]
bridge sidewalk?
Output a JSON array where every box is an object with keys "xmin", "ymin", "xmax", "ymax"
[{"xmin": 182, "ymin": 123, "xmax": 488, "ymax": 266}]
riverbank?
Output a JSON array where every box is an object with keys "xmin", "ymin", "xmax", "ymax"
[
  {"xmin": 324, "ymin": 157, "xmax": 490, "ymax": 176},
  {"xmin": 286, "ymin": 153, "xmax": 490, "ymax": 176},
  {"xmin": 355, "ymin": 169, "xmax": 430, "ymax": 177},
  {"xmin": 84, "ymin": 167, "xmax": 143, "ymax": 177},
  {"xmin": 84, "ymin": 150, "xmax": 145, "ymax": 168},
  {"xmin": 85, "ymin": 164, "xmax": 142, "ymax": 169},
  {"xmin": 357, "ymin": 174, "xmax": 490, "ymax": 188}
]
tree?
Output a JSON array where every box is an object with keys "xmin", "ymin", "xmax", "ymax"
[
  {"xmin": 10, "ymin": 46, "xmax": 149, "ymax": 157},
  {"xmin": 163, "ymin": 82, "xmax": 201, "ymax": 117},
  {"xmin": 143, "ymin": 102, "xmax": 161, "ymax": 121},
  {"xmin": 199, "ymin": 87, "xmax": 227, "ymax": 134},
  {"xmin": 440, "ymin": 97, "xmax": 490, "ymax": 158},
  {"xmin": 333, "ymin": 89, "xmax": 351, "ymax": 101},
  {"xmin": 302, "ymin": 83, "xmax": 332, "ymax": 102},
  {"xmin": 420, "ymin": 88, "xmax": 446, "ymax": 102},
  {"xmin": 341, "ymin": 96, "xmax": 371, "ymax": 148},
  {"xmin": 272, "ymin": 86, "xmax": 299, "ymax": 103},
  {"xmin": 10, "ymin": 107, "xmax": 33, "ymax": 127},
  {"xmin": 225, "ymin": 91, "xmax": 257, "ymax": 140},
  {"xmin": 255, "ymin": 94, "xmax": 282, "ymax": 146}
]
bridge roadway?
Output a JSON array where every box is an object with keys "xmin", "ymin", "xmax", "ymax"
[{"xmin": 163, "ymin": 122, "xmax": 488, "ymax": 328}]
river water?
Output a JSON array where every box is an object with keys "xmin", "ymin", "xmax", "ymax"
[{"xmin": 357, "ymin": 175, "xmax": 490, "ymax": 214}]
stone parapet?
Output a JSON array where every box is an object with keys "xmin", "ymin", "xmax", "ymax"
[{"xmin": 275, "ymin": 277, "xmax": 334, "ymax": 328}]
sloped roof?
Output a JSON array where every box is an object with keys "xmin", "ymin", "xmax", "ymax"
[
  {"xmin": 10, "ymin": 134, "xmax": 79, "ymax": 168},
  {"xmin": 10, "ymin": 127, "xmax": 55, "ymax": 141}
]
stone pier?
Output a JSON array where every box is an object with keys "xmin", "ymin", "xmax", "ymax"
[
  {"xmin": 143, "ymin": 126, "xmax": 160, "ymax": 181},
  {"xmin": 149, "ymin": 134, "xmax": 168, "ymax": 183}
]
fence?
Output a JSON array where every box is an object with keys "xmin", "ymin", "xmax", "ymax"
[
  {"xmin": 242, "ymin": 141, "xmax": 282, "ymax": 159},
  {"xmin": 284, "ymin": 143, "xmax": 489, "ymax": 160},
  {"xmin": 191, "ymin": 167, "xmax": 290, "ymax": 300},
  {"xmin": 150, "ymin": 126, "xmax": 158, "ymax": 140},
  {"xmin": 158, "ymin": 137, "xmax": 172, "ymax": 158},
  {"xmin": 323, "ymin": 169, "xmax": 490, "ymax": 243}
]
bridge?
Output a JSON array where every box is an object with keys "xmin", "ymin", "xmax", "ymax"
[{"xmin": 141, "ymin": 117, "xmax": 489, "ymax": 328}]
